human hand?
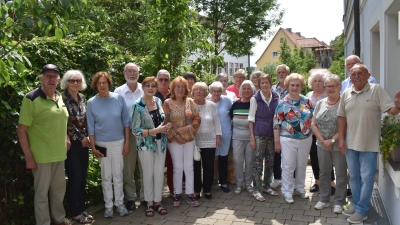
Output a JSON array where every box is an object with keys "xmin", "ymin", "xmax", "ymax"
[
  {"xmin": 250, "ymin": 137, "xmax": 256, "ymax": 150},
  {"xmin": 216, "ymin": 135, "xmax": 221, "ymax": 148},
  {"xmin": 339, "ymin": 140, "xmax": 346, "ymax": 155},
  {"xmin": 81, "ymin": 137, "xmax": 90, "ymax": 148},
  {"xmin": 322, "ymin": 139, "xmax": 333, "ymax": 152},
  {"xmin": 93, "ymin": 149, "xmax": 104, "ymax": 158},
  {"xmin": 274, "ymin": 141, "xmax": 282, "ymax": 153},
  {"xmin": 25, "ymin": 157, "xmax": 37, "ymax": 170},
  {"xmin": 122, "ymin": 143, "xmax": 130, "ymax": 156}
]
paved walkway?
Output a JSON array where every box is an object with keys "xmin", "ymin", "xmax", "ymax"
[{"xmin": 84, "ymin": 165, "xmax": 356, "ymax": 225}]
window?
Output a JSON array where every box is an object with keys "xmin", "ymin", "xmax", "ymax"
[
  {"xmin": 240, "ymin": 63, "xmax": 243, "ymax": 69},
  {"xmin": 272, "ymin": 51, "xmax": 278, "ymax": 58}
]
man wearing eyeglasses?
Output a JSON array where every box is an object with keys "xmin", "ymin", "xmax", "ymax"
[
  {"xmin": 341, "ymin": 55, "xmax": 377, "ymax": 94},
  {"xmin": 338, "ymin": 63, "xmax": 400, "ymax": 223},
  {"xmin": 114, "ymin": 63, "xmax": 144, "ymax": 211},
  {"xmin": 17, "ymin": 64, "xmax": 72, "ymax": 225}
]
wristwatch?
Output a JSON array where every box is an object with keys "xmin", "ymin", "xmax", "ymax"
[{"xmin": 331, "ymin": 139, "xmax": 335, "ymax": 143}]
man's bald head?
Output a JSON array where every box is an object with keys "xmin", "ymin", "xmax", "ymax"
[{"xmin": 345, "ymin": 55, "xmax": 361, "ymax": 72}]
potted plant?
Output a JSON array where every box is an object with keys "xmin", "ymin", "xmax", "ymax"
[{"xmin": 380, "ymin": 113, "xmax": 400, "ymax": 172}]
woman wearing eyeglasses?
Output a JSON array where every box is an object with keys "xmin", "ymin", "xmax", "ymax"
[
  {"xmin": 60, "ymin": 70, "xmax": 94, "ymax": 224},
  {"xmin": 273, "ymin": 73, "xmax": 313, "ymax": 204},
  {"xmin": 131, "ymin": 76, "xmax": 171, "ymax": 217},
  {"xmin": 163, "ymin": 76, "xmax": 201, "ymax": 207}
]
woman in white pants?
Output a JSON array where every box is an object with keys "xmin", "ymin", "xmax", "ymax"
[
  {"xmin": 163, "ymin": 76, "xmax": 201, "ymax": 207},
  {"xmin": 273, "ymin": 73, "xmax": 314, "ymax": 204},
  {"xmin": 132, "ymin": 76, "xmax": 171, "ymax": 217}
]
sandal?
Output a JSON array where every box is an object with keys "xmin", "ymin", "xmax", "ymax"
[
  {"xmin": 145, "ymin": 205, "xmax": 154, "ymax": 217},
  {"xmin": 154, "ymin": 204, "xmax": 168, "ymax": 215},
  {"xmin": 252, "ymin": 191, "xmax": 265, "ymax": 202},
  {"xmin": 262, "ymin": 188, "xmax": 279, "ymax": 196},
  {"xmin": 82, "ymin": 211, "xmax": 95, "ymax": 221},
  {"xmin": 72, "ymin": 214, "xmax": 92, "ymax": 224}
]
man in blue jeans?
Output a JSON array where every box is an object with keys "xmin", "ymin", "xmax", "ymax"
[{"xmin": 338, "ymin": 63, "xmax": 400, "ymax": 224}]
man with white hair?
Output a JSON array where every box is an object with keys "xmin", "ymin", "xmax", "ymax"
[{"xmin": 114, "ymin": 63, "xmax": 144, "ymax": 210}]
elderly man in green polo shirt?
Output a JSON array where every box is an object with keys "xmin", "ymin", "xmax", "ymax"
[
  {"xmin": 17, "ymin": 64, "xmax": 71, "ymax": 225},
  {"xmin": 338, "ymin": 63, "xmax": 400, "ymax": 224}
]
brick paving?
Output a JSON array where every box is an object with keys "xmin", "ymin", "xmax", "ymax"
[{"xmin": 79, "ymin": 165, "xmax": 357, "ymax": 225}]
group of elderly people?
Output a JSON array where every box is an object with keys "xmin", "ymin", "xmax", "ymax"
[{"xmin": 55, "ymin": 63, "xmax": 351, "ymax": 223}]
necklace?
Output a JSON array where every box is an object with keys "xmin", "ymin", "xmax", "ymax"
[{"xmin": 327, "ymin": 97, "xmax": 340, "ymax": 105}]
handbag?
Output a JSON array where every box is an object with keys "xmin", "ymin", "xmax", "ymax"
[{"xmin": 194, "ymin": 144, "xmax": 201, "ymax": 161}]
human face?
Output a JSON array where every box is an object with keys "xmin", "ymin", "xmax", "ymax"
[
  {"xmin": 259, "ymin": 78, "xmax": 271, "ymax": 92},
  {"xmin": 173, "ymin": 82, "xmax": 187, "ymax": 100},
  {"xmin": 324, "ymin": 80, "xmax": 341, "ymax": 97},
  {"xmin": 234, "ymin": 74, "xmax": 245, "ymax": 87},
  {"xmin": 219, "ymin": 77, "xmax": 228, "ymax": 89},
  {"xmin": 67, "ymin": 74, "xmax": 82, "ymax": 93},
  {"xmin": 143, "ymin": 82, "xmax": 157, "ymax": 97},
  {"xmin": 277, "ymin": 67, "xmax": 289, "ymax": 83},
  {"xmin": 251, "ymin": 75, "xmax": 259, "ymax": 89},
  {"xmin": 210, "ymin": 88, "xmax": 222, "ymax": 102},
  {"xmin": 350, "ymin": 65, "xmax": 370, "ymax": 91},
  {"xmin": 187, "ymin": 78, "xmax": 195, "ymax": 90},
  {"xmin": 288, "ymin": 79, "xmax": 303, "ymax": 97},
  {"xmin": 311, "ymin": 75, "xmax": 325, "ymax": 92},
  {"xmin": 123, "ymin": 65, "xmax": 139, "ymax": 83},
  {"xmin": 345, "ymin": 56, "xmax": 360, "ymax": 72},
  {"xmin": 192, "ymin": 87, "xmax": 205, "ymax": 101},
  {"xmin": 96, "ymin": 76, "xmax": 109, "ymax": 94},
  {"xmin": 241, "ymin": 84, "xmax": 253, "ymax": 99},
  {"xmin": 39, "ymin": 71, "xmax": 60, "ymax": 91},
  {"xmin": 157, "ymin": 74, "xmax": 170, "ymax": 92}
]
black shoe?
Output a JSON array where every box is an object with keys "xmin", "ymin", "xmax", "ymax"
[
  {"xmin": 220, "ymin": 185, "xmax": 230, "ymax": 193},
  {"xmin": 140, "ymin": 200, "xmax": 147, "ymax": 207},
  {"xmin": 195, "ymin": 193, "xmax": 200, "ymax": 200},
  {"xmin": 331, "ymin": 186, "xmax": 336, "ymax": 196},
  {"xmin": 310, "ymin": 184, "xmax": 319, "ymax": 192},
  {"xmin": 346, "ymin": 189, "xmax": 352, "ymax": 198},
  {"xmin": 204, "ymin": 193, "xmax": 212, "ymax": 199},
  {"xmin": 126, "ymin": 201, "xmax": 136, "ymax": 211}
]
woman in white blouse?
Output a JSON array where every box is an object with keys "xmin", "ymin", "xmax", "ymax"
[{"xmin": 193, "ymin": 82, "xmax": 222, "ymax": 200}]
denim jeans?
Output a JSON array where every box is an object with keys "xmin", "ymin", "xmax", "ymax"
[{"xmin": 345, "ymin": 149, "xmax": 377, "ymax": 215}]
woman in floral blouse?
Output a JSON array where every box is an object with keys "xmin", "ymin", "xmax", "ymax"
[
  {"xmin": 131, "ymin": 76, "xmax": 171, "ymax": 217},
  {"xmin": 273, "ymin": 73, "xmax": 314, "ymax": 204},
  {"xmin": 61, "ymin": 70, "xmax": 94, "ymax": 224}
]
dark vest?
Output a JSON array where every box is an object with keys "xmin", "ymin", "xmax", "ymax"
[{"xmin": 254, "ymin": 90, "xmax": 279, "ymax": 137}]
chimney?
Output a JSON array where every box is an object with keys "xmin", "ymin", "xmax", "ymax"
[
  {"xmin": 286, "ymin": 28, "xmax": 292, "ymax": 33},
  {"xmin": 296, "ymin": 32, "xmax": 301, "ymax": 36}
]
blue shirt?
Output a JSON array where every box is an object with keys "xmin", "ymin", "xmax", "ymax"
[
  {"xmin": 340, "ymin": 76, "xmax": 377, "ymax": 94},
  {"xmin": 215, "ymin": 96, "xmax": 233, "ymax": 156},
  {"xmin": 87, "ymin": 92, "xmax": 130, "ymax": 142}
]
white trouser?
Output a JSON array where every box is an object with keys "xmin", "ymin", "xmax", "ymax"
[
  {"xmin": 97, "ymin": 139, "xmax": 125, "ymax": 209},
  {"xmin": 280, "ymin": 136, "xmax": 312, "ymax": 197},
  {"xmin": 168, "ymin": 141, "xmax": 195, "ymax": 195},
  {"xmin": 138, "ymin": 140, "xmax": 166, "ymax": 202},
  {"xmin": 232, "ymin": 139, "xmax": 255, "ymax": 187}
]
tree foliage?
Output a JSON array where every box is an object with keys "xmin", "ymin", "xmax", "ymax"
[{"xmin": 328, "ymin": 32, "xmax": 345, "ymax": 79}]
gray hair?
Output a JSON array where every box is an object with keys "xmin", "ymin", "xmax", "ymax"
[
  {"xmin": 307, "ymin": 69, "xmax": 329, "ymax": 89},
  {"xmin": 124, "ymin": 62, "xmax": 140, "ymax": 72},
  {"xmin": 276, "ymin": 64, "xmax": 290, "ymax": 73},
  {"xmin": 60, "ymin": 70, "xmax": 87, "ymax": 90},
  {"xmin": 250, "ymin": 71, "xmax": 264, "ymax": 79},
  {"xmin": 157, "ymin": 69, "xmax": 170, "ymax": 79},
  {"xmin": 234, "ymin": 69, "xmax": 247, "ymax": 78},
  {"xmin": 192, "ymin": 82, "xmax": 209, "ymax": 97},
  {"xmin": 216, "ymin": 72, "xmax": 228, "ymax": 81},
  {"xmin": 239, "ymin": 80, "xmax": 256, "ymax": 97},
  {"xmin": 209, "ymin": 81, "xmax": 224, "ymax": 92},
  {"xmin": 324, "ymin": 74, "xmax": 342, "ymax": 86}
]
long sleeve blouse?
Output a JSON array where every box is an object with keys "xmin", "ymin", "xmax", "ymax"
[
  {"xmin": 62, "ymin": 90, "xmax": 88, "ymax": 141},
  {"xmin": 195, "ymin": 100, "xmax": 222, "ymax": 148},
  {"xmin": 273, "ymin": 95, "xmax": 313, "ymax": 139}
]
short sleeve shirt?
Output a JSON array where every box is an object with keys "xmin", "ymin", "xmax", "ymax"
[{"xmin": 337, "ymin": 83, "xmax": 394, "ymax": 152}]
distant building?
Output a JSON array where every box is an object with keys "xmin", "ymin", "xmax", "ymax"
[{"xmin": 255, "ymin": 28, "xmax": 332, "ymax": 69}]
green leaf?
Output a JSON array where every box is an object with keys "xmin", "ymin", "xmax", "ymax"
[
  {"xmin": 0, "ymin": 61, "xmax": 10, "ymax": 82},
  {"xmin": 59, "ymin": 0, "xmax": 71, "ymax": 8},
  {"xmin": 24, "ymin": 17, "xmax": 34, "ymax": 27},
  {"xmin": 6, "ymin": 17, "xmax": 14, "ymax": 26},
  {"xmin": 16, "ymin": 62, "xmax": 25, "ymax": 74},
  {"xmin": 55, "ymin": 27, "xmax": 63, "ymax": 39}
]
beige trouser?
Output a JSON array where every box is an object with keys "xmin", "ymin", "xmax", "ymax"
[
  {"xmin": 123, "ymin": 132, "xmax": 144, "ymax": 201},
  {"xmin": 33, "ymin": 161, "xmax": 66, "ymax": 225}
]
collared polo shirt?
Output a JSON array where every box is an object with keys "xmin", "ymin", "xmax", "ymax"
[
  {"xmin": 337, "ymin": 83, "xmax": 394, "ymax": 152},
  {"xmin": 114, "ymin": 82, "xmax": 143, "ymax": 123},
  {"xmin": 18, "ymin": 87, "xmax": 69, "ymax": 163}
]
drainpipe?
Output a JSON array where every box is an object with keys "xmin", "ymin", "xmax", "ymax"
[{"xmin": 354, "ymin": 0, "xmax": 361, "ymax": 56}]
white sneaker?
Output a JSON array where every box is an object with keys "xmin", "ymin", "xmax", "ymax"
[
  {"xmin": 314, "ymin": 201, "xmax": 330, "ymax": 210},
  {"xmin": 234, "ymin": 186, "xmax": 242, "ymax": 194},
  {"xmin": 270, "ymin": 179, "xmax": 282, "ymax": 188},
  {"xmin": 333, "ymin": 205, "xmax": 343, "ymax": 214},
  {"xmin": 295, "ymin": 191, "xmax": 309, "ymax": 199},
  {"xmin": 245, "ymin": 184, "xmax": 254, "ymax": 193},
  {"xmin": 284, "ymin": 195, "xmax": 294, "ymax": 204}
]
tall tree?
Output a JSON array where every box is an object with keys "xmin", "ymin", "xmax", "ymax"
[{"xmin": 194, "ymin": 0, "xmax": 284, "ymax": 58}]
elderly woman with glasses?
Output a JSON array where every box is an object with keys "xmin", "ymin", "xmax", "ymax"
[
  {"xmin": 192, "ymin": 82, "xmax": 222, "ymax": 200},
  {"xmin": 209, "ymin": 81, "xmax": 233, "ymax": 192},
  {"xmin": 273, "ymin": 73, "xmax": 313, "ymax": 204},
  {"xmin": 226, "ymin": 69, "xmax": 247, "ymax": 98},
  {"xmin": 212, "ymin": 73, "xmax": 236, "ymax": 102},
  {"xmin": 311, "ymin": 74, "xmax": 347, "ymax": 214},
  {"xmin": 60, "ymin": 70, "xmax": 94, "ymax": 224},
  {"xmin": 163, "ymin": 76, "xmax": 201, "ymax": 207},
  {"xmin": 87, "ymin": 71, "xmax": 131, "ymax": 218},
  {"xmin": 230, "ymin": 80, "xmax": 257, "ymax": 198}
]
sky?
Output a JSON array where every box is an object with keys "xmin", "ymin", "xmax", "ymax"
[{"xmin": 250, "ymin": 0, "xmax": 344, "ymax": 67}]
